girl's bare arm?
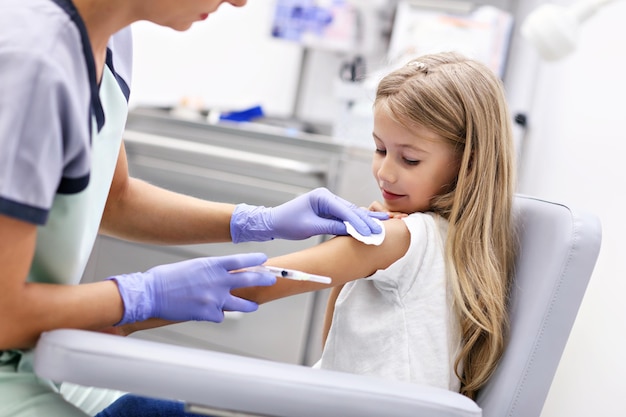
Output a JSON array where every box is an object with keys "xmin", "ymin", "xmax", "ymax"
[
  {"xmin": 232, "ymin": 218, "xmax": 410, "ymax": 304},
  {"xmin": 322, "ymin": 285, "xmax": 343, "ymax": 346}
]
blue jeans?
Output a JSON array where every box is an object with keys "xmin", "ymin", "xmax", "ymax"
[{"xmin": 95, "ymin": 394, "xmax": 206, "ymax": 417}]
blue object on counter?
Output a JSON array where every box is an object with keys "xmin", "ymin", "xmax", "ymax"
[{"xmin": 219, "ymin": 105, "xmax": 265, "ymax": 122}]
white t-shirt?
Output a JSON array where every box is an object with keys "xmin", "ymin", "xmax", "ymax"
[{"xmin": 317, "ymin": 212, "xmax": 462, "ymax": 392}]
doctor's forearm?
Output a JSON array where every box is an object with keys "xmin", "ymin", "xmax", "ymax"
[{"xmin": 101, "ymin": 177, "xmax": 235, "ymax": 245}]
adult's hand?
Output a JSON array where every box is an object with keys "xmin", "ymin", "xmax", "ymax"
[
  {"xmin": 230, "ymin": 188, "xmax": 388, "ymax": 243},
  {"xmin": 109, "ymin": 253, "xmax": 275, "ymax": 325}
]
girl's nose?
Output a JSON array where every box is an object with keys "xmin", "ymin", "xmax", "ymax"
[{"xmin": 376, "ymin": 158, "xmax": 396, "ymax": 184}]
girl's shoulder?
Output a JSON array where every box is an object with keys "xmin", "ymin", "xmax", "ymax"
[
  {"xmin": 365, "ymin": 213, "xmax": 447, "ymax": 291},
  {"xmin": 398, "ymin": 212, "xmax": 449, "ymax": 257},
  {"xmin": 376, "ymin": 212, "xmax": 445, "ymax": 246}
]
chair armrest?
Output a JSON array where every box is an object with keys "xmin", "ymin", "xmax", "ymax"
[{"xmin": 34, "ymin": 329, "xmax": 480, "ymax": 417}]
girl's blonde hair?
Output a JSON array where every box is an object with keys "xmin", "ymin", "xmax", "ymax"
[{"xmin": 375, "ymin": 52, "xmax": 517, "ymax": 399}]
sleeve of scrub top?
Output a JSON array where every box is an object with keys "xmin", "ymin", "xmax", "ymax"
[{"xmin": 0, "ymin": 39, "xmax": 92, "ymax": 225}]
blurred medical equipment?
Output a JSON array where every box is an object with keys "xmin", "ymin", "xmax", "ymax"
[
  {"xmin": 35, "ymin": 195, "xmax": 601, "ymax": 417},
  {"xmin": 521, "ymin": 0, "xmax": 620, "ymax": 61},
  {"xmin": 331, "ymin": 0, "xmax": 514, "ymax": 148},
  {"xmin": 271, "ymin": 0, "xmax": 361, "ymax": 53},
  {"xmin": 339, "ymin": 55, "xmax": 366, "ymax": 82},
  {"xmin": 387, "ymin": 1, "xmax": 513, "ymax": 78}
]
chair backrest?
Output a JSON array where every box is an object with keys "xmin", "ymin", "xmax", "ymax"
[{"xmin": 475, "ymin": 195, "xmax": 601, "ymax": 417}]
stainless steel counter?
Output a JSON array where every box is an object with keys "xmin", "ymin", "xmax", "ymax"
[{"xmin": 82, "ymin": 107, "xmax": 379, "ymax": 366}]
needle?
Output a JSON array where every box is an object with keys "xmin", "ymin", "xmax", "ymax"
[{"xmin": 241, "ymin": 266, "xmax": 332, "ymax": 284}]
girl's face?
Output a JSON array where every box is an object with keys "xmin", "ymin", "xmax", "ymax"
[
  {"xmin": 144, "ymin": 0, "xmax": 247, "ymax": 31},
  {"xmin": 371, "ymin": 107, "xmax": 461, "ymax": 214}
]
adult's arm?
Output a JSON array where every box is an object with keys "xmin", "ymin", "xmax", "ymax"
[
  {"xmin": 0, "ymin": 213, "xmax": 276, "ymax": 345},
  {"xmin": 101, "ymin": 143, "xmax": 386, "ymax": 245},
  {"xmin": 100, "ymin": 143, "xmax": 235, "ymax": 245},
  {"xmin": 0, "ymin": 214, "xmax": 124, "ymax": 349}
]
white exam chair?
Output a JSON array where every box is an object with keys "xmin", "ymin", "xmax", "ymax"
[{"xmin": 33, "ymin": 195, "xmax": 602, "ymax": 417}]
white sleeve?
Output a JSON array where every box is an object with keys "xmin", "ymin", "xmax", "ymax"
[{"xmin": 368, "ymin": 214, "xmax": 435, "ymax": 296}]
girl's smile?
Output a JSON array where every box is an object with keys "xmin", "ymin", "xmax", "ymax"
[{"xmin": 381, "ymin": 189, "xmax": 405, "ymax": 201}]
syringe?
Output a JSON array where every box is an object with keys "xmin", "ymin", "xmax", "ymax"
[{"xmin": 242, "ymin": 266, "xmax": 332, "ymax": 284}]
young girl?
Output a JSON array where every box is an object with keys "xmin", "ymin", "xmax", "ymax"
[
  {"xmin": 99, "ymin": 51, "xmax": 516, "ymax": 415},
  {"xmin": 241, "ymin": 51, "xmax": 516, "ymax": 399}
]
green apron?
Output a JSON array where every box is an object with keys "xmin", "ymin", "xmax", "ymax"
[{"xmin": 0, "ymin": 66, "xmax": 128, "ymax": 417}]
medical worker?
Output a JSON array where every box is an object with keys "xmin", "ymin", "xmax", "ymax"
[{"xmin": 0, "ymin": 1, "xmax": 386, "ymax": 416}]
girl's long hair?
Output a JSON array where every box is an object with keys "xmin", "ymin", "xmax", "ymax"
[{"xmin": 375, "ymin": 52, "xmax": 517, "ymax": 399}]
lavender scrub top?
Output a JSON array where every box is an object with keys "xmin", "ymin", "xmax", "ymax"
[{"xmin": 0, "ymin": 1, "xmax": 133, "ymax": 413}]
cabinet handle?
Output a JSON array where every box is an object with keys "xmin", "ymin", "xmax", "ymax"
[{"xmin": 123, "ymin": 130, "xmax": 327, "ymax": 176}]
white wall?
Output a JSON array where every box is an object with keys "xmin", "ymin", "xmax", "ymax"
[
  {"xmin": 129, "ymin": 0, "xmax": 302, "ymax": 117},
  {"xmin": 514, "ymin": 1, "xmax": 626, "ymax": 415}
]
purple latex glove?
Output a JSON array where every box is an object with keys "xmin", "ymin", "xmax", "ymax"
[
  {"xmin": 109, "ymin": 253, "xmax": 275, "ymax": 325},
  {"xmin": 230, "ymin": 187, "xmax": 389, "ymax": 243}
]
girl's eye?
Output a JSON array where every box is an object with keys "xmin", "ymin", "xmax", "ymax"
[
  {"xmin": 404, "ymin": 158, "xmax": 420, "ymax": 166},
  {"xmin": 375, "ymin": 148, "xmax": 386, "ymax": 155}
]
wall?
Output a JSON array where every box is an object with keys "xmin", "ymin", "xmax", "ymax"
[
  {"xmin": 129, "ymin": 0, "xmax": 302, "ymax": 117},
  {"xmin": 512, "ymin": 1, "xmax": 626, "ymax": 416}
]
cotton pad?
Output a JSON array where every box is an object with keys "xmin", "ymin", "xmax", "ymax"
[{"xmin": 344, "ymin": 218, "xmax": 385, "ymax": 245}]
